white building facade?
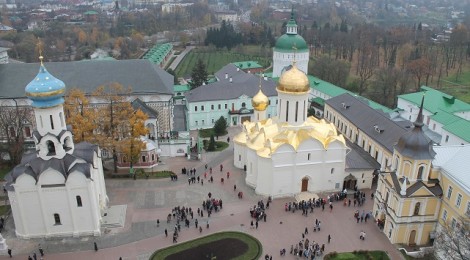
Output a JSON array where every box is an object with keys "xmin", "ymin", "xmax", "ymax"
[
  {"xmin": 272, "ymin": 10, "xmax": 309, "ymax": 78},
  {"xmin": 4, "ymin": 60, "xmax": 108, "ymax": 238},
  {"xmin": 233, "ymin": 64, "xmax": 348, "ymax": 198}
]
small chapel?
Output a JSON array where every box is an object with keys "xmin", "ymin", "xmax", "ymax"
[
  {"xmin": 4, "ymin": 56, "xmax": 108, "ymax": 238},
  {"xmin": 233, "ymin": 62, "xmax": 349, "ymax": 198}
]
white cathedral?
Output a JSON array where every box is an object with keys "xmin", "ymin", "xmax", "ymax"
[
  {"xmin": 233, "ymin": 63, "xmax": 349, "ymax": 198},
  {"xmin": 4, "ymin": 58, "xmax": 108, "ymax": 238}
]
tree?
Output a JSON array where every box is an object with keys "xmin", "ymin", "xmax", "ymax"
[
  {"xmin": 407, "ymin": 57, "xmax": 431, "ymax": 91},
  {"xmin": 207, "ymin": 134, "xmax": 216, "ymax": 151},
  {"xmin": 190, "ymin": 59, "xmax": 208, "ymax": 89},
  {"xmin": 435, "ymin": 218, "xmax": 470, "ymax": 260},
  {"xmin": 118, "ymin": 110, "xmax": 148, "ymax": 169},
  {"xmin": 213, "ymin": 116, "xmax": 227, "ymax": 136},
  {"xmin": 310, "ymin": 56, "xmax": 350, "ymax": 87},
  {"xmin": 0, "ymin": 103, "xmax": 34, "ymax": 166},
  {"xmin": 64, "ymin": 88, "xmax": 96, "ymax": 143},
  {"xmin": 91, "ymin": 83, "xmax": 147, "ymax": 173}
]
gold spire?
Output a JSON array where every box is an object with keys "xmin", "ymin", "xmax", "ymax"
[{"xmin": 252, "ymin": 73, "xmax": 269, "ymax": 111}]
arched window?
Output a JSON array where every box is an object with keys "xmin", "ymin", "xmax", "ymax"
[
  {"xmin": 54, "ymin": 213, "xmax": 61, "ymax": 225},
  {"xmin": 76, "ymin": 196, "xmax": 82, "ymax": 207},
  {"xmin": 331, "ymin": 168, "xmax": 335, "ymax": 174},
  {"xmin": 59, "ymin": 112, "xmax": 64, "ymax": 127},
  {"xmin": 50, "ymin": 115, "xmax": 54, "ymax": 130},
  {"xmin": 47, "ymin": 140, "xmax": 56, "ymax": 155},
  {"xmin": 414, "ymin": 202, "xmax": 420, "ymax": 216},
  {"xmin": 63, "ymin": 136, "xmax": 72, "ymax": 151},
  {"xmin": 241, "ymin": 102, "xmax": 246, "ymax": 108},
  {"xmin": 286, "ymin": 101, "xmax": 289, "ymax": 121},
  {"xmin": 417, "ymin": 166, "xmax": 424, "ymax": 180}
]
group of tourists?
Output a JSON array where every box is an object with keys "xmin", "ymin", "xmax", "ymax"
[{"xmin": 287, "ymin": 237, "xmax": 326, "ymax": 259}]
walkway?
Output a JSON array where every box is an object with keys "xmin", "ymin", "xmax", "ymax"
[
  {"xmin": 167, "ymin": 46, "xmax": 195, "ymax": 71},
  {"xmin": 2, "ymin": 127, "xmax": 404, "ymax": 260}
]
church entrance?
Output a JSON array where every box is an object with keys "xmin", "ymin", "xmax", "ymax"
[
  {"xmin": 409, "ymin": 230, "xmax": 416, "ymax": 246},
  {"xmin": 301, "ymin": 177, "xmax": 308, "ymax": 192},
  {"xmin": 343, "ymin": 174, "xmax": 357, "ymax": 190}
]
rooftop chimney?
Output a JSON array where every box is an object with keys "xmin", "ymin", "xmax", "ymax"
[
  {"xmin": 225, "ymin": 73, "xmax": 228, "ymax": 79},
  {"xmin": 229, "ymin": 77, "xmax": 232, "ymax": 83}
]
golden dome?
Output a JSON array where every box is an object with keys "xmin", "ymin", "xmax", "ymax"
[
  {"xmin": 252, "ymin": 89, "xmax": 269, "ymax": 111},
  {"xmin": 277, "ymin": 64, "xmax": 310, "ymax": 93}
]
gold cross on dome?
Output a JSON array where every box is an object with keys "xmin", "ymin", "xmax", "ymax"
[{"xmin": 36, "ymin": 38, "xmax": 44, "ymax": 64}]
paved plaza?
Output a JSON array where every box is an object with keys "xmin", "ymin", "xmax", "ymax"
[{"xmin": 1, "ymin": 127, "xmax": 404, "ymax": 260}]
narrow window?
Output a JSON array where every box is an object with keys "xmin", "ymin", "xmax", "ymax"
[
  {"xmin": 225, "ymin": 104, "xmax": 228, "ymax": 109},
  {"xmin": 238, "ymin": 155, "xmax": 241, "ymax": 161},
  {"xmin": 456, "ymin": 194, "xmax": 462, "ymax": 208},
  {"xmin": 142, "ymin": 156, "xmax": 146, "ymax": 162},
  {"xmin": 24, "ymin": 126, "xmax": 31, "ymax": 137},
  {"xmin": 413, "ymin": 202, "xmax": 420, "ymax": 216},
  {"xmin": 308, "ymin": 153, "xmax": 311, "ymax": 161},
  {"xmin": 218, "ymin": 104, "xmax": 221, "ymax": 110},
  {"xmin": 54, "ymin": 213, "xmax": 61, "ymax": 225},
  {"xmin": 417, "ymin": 166, "xmax": 424, "ymax": 180},
  {"xmin": 211, "ymin": 105, "xmax": 214, "ymax": 110},
  {"xmin": 286, "ymin": 101, "xmax": 289, "ymax": 121},
  {"xmin": 442, "ymin": 210, "xmax": 447, "ymax": 221},
  {"xmin": 447, "ymin": 186, "xmax": 453, "ymax": 199},
  {"xmin": 331, "ymin": 168, "xmax": 334, "ymax": 174},
  {"xmin": 295, "ymin": 101, "xmax": 298, "ymax": 122},
  {"xmin": 50, "ymin": 115, "xmax": 54, "ymax": 129},
  {"xmin": 202, "ymin": 120, "xmax": 205, "ymax": 125},
  {"xmin": 47, "ymin": 140, "xmax": 56, "ymax": 155},
  {"xmin": 201, "ymin": 106, "xmax": 204, "ymax": 111},
  {"xmin": 195, "ymin": 106, "xmax": 198, "ymax": 112},
  {"xmin": 195, "ymin": 121, "xmax": 198, "ymax": 126},
  {"xmin": 76, "ymin": 196, "xmax": 82, "ymax": 207},
  {"xmin": 445, "ymin": 135, "xmax": 449, "ymax": 142},
  {"xmin": 152, "ymin": 154, "xmax": 155, "ymax": 161},
  {"xmin": 242, "ymin": 102, "xmax": 246, "ymax": 108},
  {"xmin": 303, "ymin": 100, "xmax": 306, "ymax": 120},
  {"xmin": 59, "ymin": 112, "xmax": 64, "ymax": 127}
]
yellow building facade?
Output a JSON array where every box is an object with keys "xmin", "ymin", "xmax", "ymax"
[{"xmin": 373, "ymin": 97, "xmax": 443, "ymax": 246}]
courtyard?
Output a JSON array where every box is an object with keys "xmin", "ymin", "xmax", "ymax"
[{"xmin": 1, "ymin": 127, "xmax": 404, "ymax": 260}]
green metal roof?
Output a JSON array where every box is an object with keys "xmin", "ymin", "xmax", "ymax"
[
  {"xmin": 274, "ymin": 34, "xmax": 308, "ymax": 52},
  {"xmin": 430, "ymin": 110, "xmax": 460, "ymax": 125},
  {"xmin": 442, "ymin": 119, "xmax": 470, "ymax": 142},
  {"xmin": 232, "ymin": 61, "xmax": 263, "ymax": 69},
  {"xmin": 399, "ymin": 86, "xmax": 470, "ymax": 142},
  {"xmin": 399, "ymin": 86, "xmax": 470, "ymax": 114},
  {"xmin": 143, "ymin": 43, "xmax": 173, "ymax": 64},
  {"xmin": 311, "ymin": 97, "xmax": 325, "ymax": 106},
  {"xmin": 174, "ymin": 84, "xmax": 190, "ymax": 93},
  {"xmin": 84, "ymin": 11, "xmax": 98, "ymax": 15},
  {"xmin": 307, "ymin": 75, "xmax": 392, "ymax": 113}
]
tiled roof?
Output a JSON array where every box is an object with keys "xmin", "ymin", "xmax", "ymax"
[
  {"xmin": 186, "ymin": 66, "xmax": 277, "ymax": 103},
  {"xmin": 0, "ymin": 59, "xmax": 174, "ymax": 98},
  {"xmin": 326, "ymin": 93, "xmax": 411, "ymax": 153},
  {"xmin": 433, "ymin": 145, "xmax": 470, "ymax": 192}
]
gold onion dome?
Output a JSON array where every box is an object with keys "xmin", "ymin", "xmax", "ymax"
[
  {"xmin": 277, "ymin": 63, "xmax": 310, "ymax": 93},
  {"xmin": 252, "ymin": 89, "xmax": 269, "ymax": 111}
]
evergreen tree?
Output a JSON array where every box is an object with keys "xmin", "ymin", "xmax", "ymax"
[
  {"xmin": 207, "ymin": 134, "xmax": 216, "ymax": 151},
  {"xmin": 190, "ymin": 59, "xmax": 208, "ymax": 89},
  {"xmin": 213, "ymin": 116, "xmax": 227, "ymax": 136}
]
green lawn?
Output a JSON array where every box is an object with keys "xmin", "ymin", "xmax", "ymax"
[
  {"xmin": 203, "ymin": 141, "xmax": 229, "ymax": 152},
  {"xmin": 199, "ymin": 128, "xmax": 227, "ymax": 138},
  {"xmin": 0, "ymin": 165, "xmax": 12, "ymax": 181},
  {"xmin": 0, "ymin": 205, "xmax": 10, "ymax": 217},
  {"xmin": 150, "ymin": 231, "xmax": 262, "ymax": 260},
  {"xmin": 174, "ymin": 46, "xmax": 270, "ymax": 78},
  {"xmin": 430, "ymin": 65, "xmax": 470, "ymax": 103},
  {"xmin": 325, "ymin": 250, "xmax": 389, "ymax": 260}
]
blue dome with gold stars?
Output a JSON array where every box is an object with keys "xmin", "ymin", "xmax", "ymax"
[{"xmin": 25, "ymin": 60, "xmax": 66, "ymax": 108}]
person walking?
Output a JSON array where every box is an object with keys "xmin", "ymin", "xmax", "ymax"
[
  {"xmin": 94, "ymin": 242, "xmax": 98, "ymax": 252},
  {"xmin": 195, "ymin": 219, "xmax": 198, "ymax": 228},
  {"xmin": 328, "ymin": 234, "xmax": 331, "ymax": 243},
  {"xmin": 165, "ymin": 228, "xmax": 168, "ymax": 237},
  {"xmin": 255, "ymin": 220, "xmax": 259, "ymax": 229},
  {"xmin": 33, "ymin": 253, "xmax": 37, "ymax": 260},
  {"xmin": 7, "ymin": 248, "xmax": 11, "ymax": 258},
  {"xmin": 234, "ymin": 184, "xmax": 237, "ymax": 191},
  {"xmin": 39, "ymin": 244, "xmax": 44, "ymax": 256}
]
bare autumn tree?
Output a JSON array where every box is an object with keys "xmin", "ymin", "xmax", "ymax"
[
  {"xmin": 435, "ymin": 217, "xmax": 470, "ymax": 260},
  {"xmin": 0, "ymin": 102, "xmax": 34, "ymax": 165},
  {"xmin": 407, "ymin": 57, "xmax": 432, "ymax": 91},
  {"xmin": 356, "ymin": 44, "xmax": 377, "ymax": 95}
]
